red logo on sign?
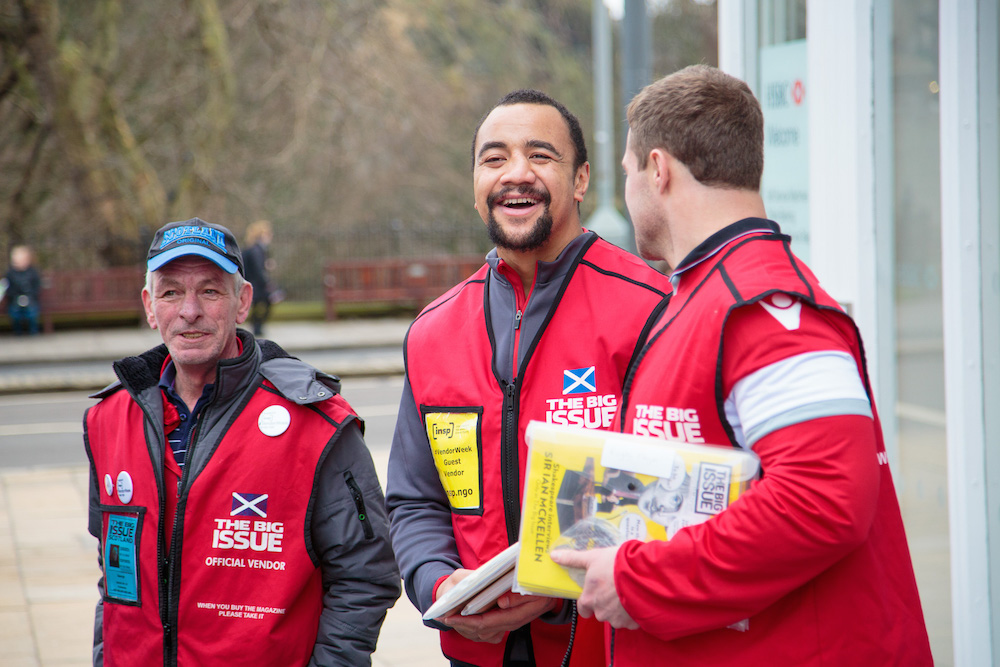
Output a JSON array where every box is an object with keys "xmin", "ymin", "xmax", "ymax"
[{"xmin": 792, "ymin": 80, "xmax": 805, "ymax": 105}]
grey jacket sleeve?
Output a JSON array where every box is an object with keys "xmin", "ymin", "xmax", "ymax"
[
  {"xmin": 384, "ymin": 376, "xmax": 461, "ymax": 626},
  {"xmin": 309, "ymin": 419, "xmax": 401, "ymax": 667}
]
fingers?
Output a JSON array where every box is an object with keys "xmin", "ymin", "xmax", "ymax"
[
  {"xmin": 440, "ymin": 612, "xmax": 509, "ymax": 644},
  {"xmin": 440, "ymin": 615, "xmax": 506, "ymax": 644},
  {"xmin": 548, "ymin": 548, "xmax": 589, "ymax": 569},
  {"xmin": 495, "ymin": 592, "xmax": 553, "ymax": 610},
  {"xmin": 434, "ymin": 568, "xmax": 474, "ymax": 602},
  {"xmin": 550, "ymin": 546, "xmax": 639, "ymax": 629},
  {"xmin": 442, "ymin": 596, "xmax": 557, "ymax": 644}
]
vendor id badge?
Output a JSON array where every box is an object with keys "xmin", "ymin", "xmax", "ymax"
[
  {"xmin": 423, "ymin": 409, "xmax": 483, "ymax": 513},
  {"xmin": 103, "ymin": 509, "xmax": 144, "ymax": 605}
]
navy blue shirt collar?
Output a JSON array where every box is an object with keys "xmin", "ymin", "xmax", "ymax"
[
  {"xmin": 669, "ymin": 218, "xmax": 780, "ymax": 290},
  {"xmin": 158, "ymin": 360, "xmax": 215, "ymax": 432}
]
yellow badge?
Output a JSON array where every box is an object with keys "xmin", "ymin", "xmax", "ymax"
[{"xmin": 424, "ymin": 412, "xmax": 481, "ymax": 511}]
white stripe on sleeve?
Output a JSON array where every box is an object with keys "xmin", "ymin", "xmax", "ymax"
[{"xmin": 724, "ymin": 350, "xmax": 873, "ymax": 449}]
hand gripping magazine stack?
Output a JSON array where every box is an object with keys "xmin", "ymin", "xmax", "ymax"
[
  {"xmin": 422, "ymin": 542, "xmax": 521, "ymax": 620},
  {"xmin": 514, "ymin": 421, "xmax": 761, "ymax": 600}
]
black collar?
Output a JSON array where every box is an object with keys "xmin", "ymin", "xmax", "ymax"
[{"xmin": 671, "ymin": 218, "xmax": 780, "ymax": 282}]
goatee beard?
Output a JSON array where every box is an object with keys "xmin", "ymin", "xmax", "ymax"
[{"xmin": 486, "ymin": 188, "xmax": 553, "ymax": 252}]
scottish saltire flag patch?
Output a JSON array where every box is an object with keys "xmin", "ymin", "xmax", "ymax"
[
  {"xmin": 563, "ymin": 366, "xmax": 596, "ymax": 394},
  {"xmin": 231, "ymin": 492, "xmax": 268, "ymax": 518}
]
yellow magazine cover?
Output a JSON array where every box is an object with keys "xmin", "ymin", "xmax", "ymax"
[{"xmin": 515, "ymin": 420, "xmax": 761, "ymax": 599}]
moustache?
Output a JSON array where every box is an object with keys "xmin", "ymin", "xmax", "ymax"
[{"xmin": 486, "ymin": 187, "xmax": 551, "ymax": 209}]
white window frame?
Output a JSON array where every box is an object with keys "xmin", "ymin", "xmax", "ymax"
[
  {"xmin": 721, "ymin": 0, "xmax": 999, "ymax": 662},
  {"xmin": 720, "ymin": 0, "xmax": 899, "ymax": 471},
  {"xmin": 805, "ymin": 2, "xmax": 899, "ymax": 477},
  {"xmin": 940, "ymin": 0, "xmax": 997, "ymax": 663},
  {"xmin": 977, "ymin": 0, "xmax": 1000, "ymax": 650}
]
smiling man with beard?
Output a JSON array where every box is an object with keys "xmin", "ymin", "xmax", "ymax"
[{"xmin": 385, "ymin": 90, "xmax": 673, "ymax": 667}]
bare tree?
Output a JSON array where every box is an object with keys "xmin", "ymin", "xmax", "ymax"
[{"xmin": 0, "ymin": 0, "xmax": 716, "ymax": 298}]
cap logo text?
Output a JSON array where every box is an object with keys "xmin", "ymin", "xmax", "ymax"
[{"xmin": 161, "ymin": 225, "xmax": 227, "ymax": 251}]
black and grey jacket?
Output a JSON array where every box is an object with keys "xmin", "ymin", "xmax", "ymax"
[{"xmin": 85, "ymin": 330, "xmax": 400, "ymax": 666}]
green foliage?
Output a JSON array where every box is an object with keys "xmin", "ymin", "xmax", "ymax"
[{"xmin": 651, "ymin": 0, "xmax": 718, "ymax": 77}]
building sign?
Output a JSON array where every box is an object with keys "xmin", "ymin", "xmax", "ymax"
[{"xmin": 760, "ymin": 39, "xmax": 809, "ymax": 261}]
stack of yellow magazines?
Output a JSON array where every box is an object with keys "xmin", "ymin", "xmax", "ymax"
[{"xmin": 515, "ymin": 420, "xmax": 761, "ymax": 598}]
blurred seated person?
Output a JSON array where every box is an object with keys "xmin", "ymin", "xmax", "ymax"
[{"xmin": 3, "ymin": 245, "xmax": 43, "ymax": 336}]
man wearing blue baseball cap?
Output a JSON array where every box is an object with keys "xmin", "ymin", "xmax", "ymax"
[
  {"xmin": 146, "ymin": 218, "xmax": 245, "ymax": 275},
  {"xmin": 84, "ymin": 217, "xmax": 399, "ymax": 666}
]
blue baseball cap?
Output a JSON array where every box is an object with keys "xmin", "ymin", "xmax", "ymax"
[{"xmin": 147, "ymin": 218, "xmax": 245, "ymax": 276}]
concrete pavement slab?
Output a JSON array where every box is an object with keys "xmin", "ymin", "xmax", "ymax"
[
  {"xmin": 0, "ymin": 319, "xmax": 413, "ymax": 366},
  {"xmin": 0, "ymin": 451, "xmax": 448, "ymax": 666},
  {"xmin": 0, "ymin": 318, "xmax": 440, "ymax": 664},
  {"xmin": 0, "ymin": 318, "xmax": 411, "ymax": 395}
]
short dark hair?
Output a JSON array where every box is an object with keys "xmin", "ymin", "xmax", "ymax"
[
  {"xmin": 626, "ymin": 65, "xmax": 763, "ymax": 190},
  {"xmin": 471, "ymin": 89, "xmax": 589, "ymax": 172}
]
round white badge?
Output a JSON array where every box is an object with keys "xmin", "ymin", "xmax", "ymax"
[
  {"xmin": 258, "ymin": 405, "xmax": 291, "ymax": 437},
  {"xmin": 104, "ymin": 474, "xmax": 114, "ymax": 498},
  {"xmin": 116, "ymin": 471, "xmax": 134, "ymax": 504}
]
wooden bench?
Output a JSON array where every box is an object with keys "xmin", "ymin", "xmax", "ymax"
[
  {"xmin": 323, "ymin": 255, "xmax": 485, "ymax": 320},
  {"xmin": 5, "ymin": 266, "xmax": 147, "ymax": 333}
]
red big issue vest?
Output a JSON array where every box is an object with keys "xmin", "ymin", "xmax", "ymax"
[
  {"xmin": 406, "ymin": 239, "xmax": 669, "ymax": 666},
  {"xmin": 613, "ymin": 232, "xmax": 929, "ymax": 665},
  {"xmin": 87, "ymin": 383, "xmax": 356, "ymax": 666}
]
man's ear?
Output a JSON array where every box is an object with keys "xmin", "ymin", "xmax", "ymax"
[
  {"xmin": 573, "ymin": 161, "xmax": 591, "ymax": 203},
  {"xmin": 141, "ymin": 288, "xmax": 158, "ymax": 330},
  {"xmin": 648, "ymin": 149, "xmax": 672, "ymax": 194},
  {"xmin": 235, "ymin": 281, "xmax": 252, "ymax": 325}
]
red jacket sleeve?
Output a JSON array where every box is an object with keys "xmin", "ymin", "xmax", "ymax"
[{"xmin": 614, "ymin": 413, "xmax": 881, "ymax": 641}]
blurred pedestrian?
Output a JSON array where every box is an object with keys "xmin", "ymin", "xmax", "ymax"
[
  {"xmin": 85, "ymin": 217, "xmax": 399, "ymax": 665},
  {"xmin": 3, "ymin": 245, "xmax": 43, "ymax": 336},
  {"xmin": 243, "ymin": 219, "xmax": 276, "ymax": 336}
]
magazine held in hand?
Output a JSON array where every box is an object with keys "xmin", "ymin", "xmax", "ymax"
[
  {"xmin": 515, "ymin": 420, "xmax": 761, "ymax": 599},
  {"xmin": 422, "ymin": 542, "xmax": 520, "ymax": 620}
]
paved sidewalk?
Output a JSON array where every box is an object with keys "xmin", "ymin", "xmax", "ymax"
[
  {"xmin": 0, "ymin": 319, "xmax": 413, "ymax": 366},
  {"xmin": 0, "ymin": 460, "xmax": 446, "ymax": 667},
  {"xmin": 0, "ymin": 319, "xmax": 411, "ymax": 395},
  {"xmin": 0, "ymin": 318, "xmax": 448, "ymax": 666}
]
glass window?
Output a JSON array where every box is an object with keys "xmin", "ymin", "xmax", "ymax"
[
  {"xmin": 891, "ymin": 0, "xmax": 950, "ymax": 662},
  {"xmin": 758, "ymin": 0, "xmax": 809, "ymax": 260},
  {"xmin": 759, "ymin": 0, "xmax": 805, "ymax": 45},
  {"xmin": 984, "ymin": 0, "xmax": 1000, "ymax": 653}
]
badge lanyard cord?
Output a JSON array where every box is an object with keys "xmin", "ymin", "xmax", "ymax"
[{"xmin": 559, "ymin": 601, "xmax": 579, "ymax": 667}]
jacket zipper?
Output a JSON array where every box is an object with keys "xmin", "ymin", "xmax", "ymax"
[
  {"xmin": 500, "ymin": 379, "xmax": 520, "ymax": 543},
  {"xmin": 163, "ymin": 421, "xmax": 199, "ymax": 665},
  {"xmin": 501, "ymin": 284, "xmax": 526, "ymax": 544},
  {"xmin": 154, "ymin": 426, "xmax": 172, "ymax": 665},
  {"xmin": 344, "ymin": 471, "xmax": 374, "ymax": 539}
]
